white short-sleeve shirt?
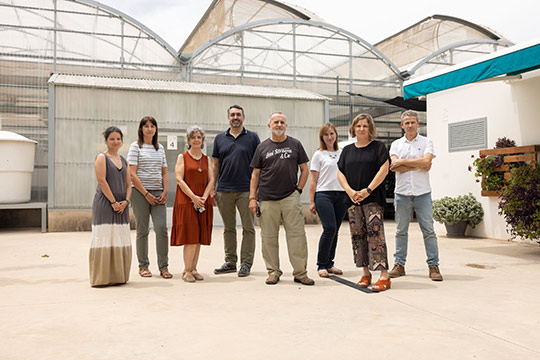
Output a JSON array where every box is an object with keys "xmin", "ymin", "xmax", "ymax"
[
  {"xmin": 310, "ymin": 149, "xmax": 344, "ymax": 192},
  {"xmin": 390, "ymin": 134, "xmax": 434, "ymax": 196}
]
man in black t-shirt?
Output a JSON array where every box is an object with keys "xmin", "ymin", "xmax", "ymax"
[{"xmin": 249, "ymin": 112, "xmax": 314, "ymax": 286}]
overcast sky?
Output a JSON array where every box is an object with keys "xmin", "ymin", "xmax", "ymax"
[{"xmin": 101, "ymin": 0, "xmax": 540, "ymax": 51}]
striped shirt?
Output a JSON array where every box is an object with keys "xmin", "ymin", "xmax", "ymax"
[{"xmin": 127, "ymin": 142, "xmax": 167, "ymax": 190}]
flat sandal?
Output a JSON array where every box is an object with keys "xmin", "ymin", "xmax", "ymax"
[{"xmin": 138, "ymin": 268, "xmax": 152, "ymax": 277}]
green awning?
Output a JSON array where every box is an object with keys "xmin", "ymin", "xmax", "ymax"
[{"xmin": 404, "ymin": 40, "xmax": 540, "ymax": 99}]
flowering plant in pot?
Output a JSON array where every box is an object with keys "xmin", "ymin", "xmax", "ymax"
[
  {"xmin": 470, "ymin": 154, "xmax": 504, "ymax": 191},
  {"xmin": 432, "ymin": 193, "xmax": 484, "ymax": 237},
  {"xmin": 498, "ymin": 164, "xmax": 540, "ymax": 245},
  {"xmin": 469, "ymin": 137, "xmax": 518, "ymax": 192}
]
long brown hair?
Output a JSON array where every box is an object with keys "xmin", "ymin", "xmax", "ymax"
[
  {"xmin": 137, "ymin": 116, "xmax": 159, "ymax": 150},
  {"xmin": 318, "ymin": 123, "xmax": 339, "ymax": 151}
]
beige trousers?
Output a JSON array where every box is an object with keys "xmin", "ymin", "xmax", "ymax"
[{"xmin": 259, "ymin": 191, "xmax": 308, "ymax": 278}]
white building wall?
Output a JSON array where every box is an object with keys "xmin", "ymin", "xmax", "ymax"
[{"xmin": 427, "ymin": 69, "xmax": 540, "ymax": 240}]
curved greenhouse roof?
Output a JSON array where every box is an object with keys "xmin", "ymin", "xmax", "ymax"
[
  {"xmin": 375, "ymin": 15, "xmax": 512, "ymax": 77},
  {"xmin": 179, "ymin": 0, "xmax": 325, "ymax": 55},
  {"xmin": 0, "ymin": 0, "xmax": 180, "ymax": 70}
]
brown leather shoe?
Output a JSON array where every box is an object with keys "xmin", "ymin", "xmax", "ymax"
[
  {"xmin": 265, "ymin": 275, "xmax": 280, "ymax": 285},
  {"xmin": 389, "ymin": 264, "xmax": 406, "ymax": 278},
  {"xmin": 294, "ymin": 276, "xmax": 315, "ymax": 286},
  {"xmin": 429, "ymin": 265, "xmax": 443, "ymax": 281}
]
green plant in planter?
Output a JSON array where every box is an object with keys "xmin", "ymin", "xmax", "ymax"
[
  {"xmin": 498, "ymin": 164, "xmax": 540, "ymax": 244},
  {"xmin": 470, "ymin": 155, "xmax": 504, "ymax": 191},
  {"xmin": 432, "ymin": 193, "xmax": 484, "ymax": 227}
]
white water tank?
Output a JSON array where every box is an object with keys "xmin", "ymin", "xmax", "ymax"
[{"xmin": 0, "ymin": 131, "xmax": 37, "ymax": 203}]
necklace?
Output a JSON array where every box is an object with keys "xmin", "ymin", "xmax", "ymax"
[{"xmin": 190, "ymin": 151, "xmax": 203, "ymax": 172}]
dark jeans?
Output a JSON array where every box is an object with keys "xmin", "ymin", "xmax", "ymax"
[{"xmin": 315, "ymin": 191, "xmax": 347, "ymax": 270}]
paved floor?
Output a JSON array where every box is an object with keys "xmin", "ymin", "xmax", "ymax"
[{"xmin": 1, "ymin": 222, "xmax": 540, "ymax": 360}]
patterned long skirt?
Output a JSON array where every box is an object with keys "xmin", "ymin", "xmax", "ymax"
[{"xmin": 347, "ymin": 203, "xmax": 388, "ymax": 271}]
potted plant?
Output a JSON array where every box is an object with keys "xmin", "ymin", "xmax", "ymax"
[
  {"xmin": 498, "ymin": 164, "xmax": 540, "ymax": 245},
  {"xmin": 432, "ymin": 193, "xmax": 484, "ymax": 237}
]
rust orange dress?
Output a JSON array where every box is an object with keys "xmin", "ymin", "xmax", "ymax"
[{"xmin": 170, "ymin": 152, "xmax": 213, "ymax": 246}]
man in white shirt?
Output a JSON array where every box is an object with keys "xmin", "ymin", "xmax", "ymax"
[{"xmin": 388, "ymin": 110, "xmax": 443, "ymax": 281}]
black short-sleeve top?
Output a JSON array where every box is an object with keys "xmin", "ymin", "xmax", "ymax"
[{"xmin": 338, "ymin": 140, "xmax": 389, "ymax": 207}]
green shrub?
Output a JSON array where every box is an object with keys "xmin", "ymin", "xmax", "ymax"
[{"xmin": 433, "ymin": 193, "xmax": 484, "ymax": 228}]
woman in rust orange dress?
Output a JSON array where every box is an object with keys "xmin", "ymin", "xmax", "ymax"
[{"xmin": 170, "ymin": 125, "xmax": 215, "ymax": 282}]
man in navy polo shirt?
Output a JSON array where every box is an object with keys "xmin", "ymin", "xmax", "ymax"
[{"xmin": 211, "ymin": 105, "xmax": 260, "ymax": 277}]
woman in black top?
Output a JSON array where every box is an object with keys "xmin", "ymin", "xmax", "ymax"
[{"xmin": 337, "ymin": 113, "xmax": 391, "ymax": 292}]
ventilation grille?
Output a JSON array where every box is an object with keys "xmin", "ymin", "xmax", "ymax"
[{"xmin": 448, "ymin": 118, "xmax": 487, "ymax": 152}]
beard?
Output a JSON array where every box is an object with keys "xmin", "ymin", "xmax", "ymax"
[
  {"xmin": 230, "ymin": 120, "xmax": 243, "ymax": 128},
  {"xmin": 271, "ymin": 128, "xmax": 285, "ymax": 137}
]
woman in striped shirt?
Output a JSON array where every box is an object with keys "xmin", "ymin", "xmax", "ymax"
[{"xmin": 128, "ymin": 116, "xmax": 172, "ymax": 279}]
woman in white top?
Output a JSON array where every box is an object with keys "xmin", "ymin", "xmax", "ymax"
[
  {"xmin": 127, "ymin": 116, "xmax": 171, "ymax": 279},
  {"xmin": 309, "ymin": 123, "xmax": 347, "ymax": 278}
]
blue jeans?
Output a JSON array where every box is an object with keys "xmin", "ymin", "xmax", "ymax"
[
  {"xmin": 315, "ymin": 191, "xmax": 347, "ymax": 270},
  {"xmin": 394, "ymin": 192, "xmax": 439, "ymax": 266}
]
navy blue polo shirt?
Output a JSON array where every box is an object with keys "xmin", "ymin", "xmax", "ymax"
[{"xmin": 212, "ymin": 128, "xmax": 260, "ymax": 192}]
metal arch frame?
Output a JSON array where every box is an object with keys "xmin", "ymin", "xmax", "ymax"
[
  {"xmin": 73, "ymin": 0, "xmax": 180, "ymax": 62},
  {"xmin": 405, "ymin": 39, "xmax": 514, "ymax": 78},
  {"xmin": 178, "ymin": 0, "xmax": 313, "ymax": 54},
  {"xmin": 184, "ymin": 18, "xmax": 403, "ymax": 79}
]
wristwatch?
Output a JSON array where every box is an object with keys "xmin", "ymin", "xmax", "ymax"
[
  {"xmin": 295, "ymin": 187, "xmax": 303, "ymax": 194},
  {"xmin": 366, "ymin": 187, "xmax": 372, "ymax": 194}
]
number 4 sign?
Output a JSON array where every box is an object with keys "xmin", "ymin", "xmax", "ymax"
[{"xmin": 167, "ymin": 135, "xmax": 177, "ymax": 150}]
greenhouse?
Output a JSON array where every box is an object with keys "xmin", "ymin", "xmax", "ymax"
[{"xmin": 0, "ymin": 0, "xmax": 512, "ymax": 227}]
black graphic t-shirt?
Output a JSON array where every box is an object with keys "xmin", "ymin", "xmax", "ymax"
[{"xmin": 250, "ymin": 136, "xmax": 309, "ymax": 201}]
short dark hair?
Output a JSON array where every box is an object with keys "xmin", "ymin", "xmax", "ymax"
[
  {"xmin": 103, "ymin": 126, "xmax": 123, "ymax": 140},
  {"xmin": 137, "ymin": 116, "xmax": 159, "ymax": 151},
  {"xmin": 228, "ymin": 105, "xmax": 245, "ymax": 116}
]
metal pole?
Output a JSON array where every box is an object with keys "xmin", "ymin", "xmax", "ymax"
[
  {"xmin": 53, "ymin": 0, "xmax": 57, "ymax": 72},
  {"xmin": 47, "ymin": 83, "xmax": 55, "ymax": 208},
  {"xmin": 240, "ymin": 31, "xmax": 244, "ymax": 85},
  {"xmin": 349, "ymin": 39, "xmax": 353, "ymax": 123},
  {"xmin": 293, "ymin": 25, "xmax": 297, "ymax": 88},
  {"xmin": 121, "ymin": 20, "xmax": 125, "ymax": 76}
]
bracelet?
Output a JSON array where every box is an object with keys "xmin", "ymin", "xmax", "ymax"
[
  {"xmin": 249, "ymin": 197, "xmax": 257, "ymax": 201},
  {"xmin": 144, "ymin": 191, "xmax": 149, "ymax": 197},
  {"xmin": 110, "ymin": 200, "xmax": 117, "ymax": 204},
  {"xmin": 126, "ymin": 200, "xmax": 131, "ymax": 205}
]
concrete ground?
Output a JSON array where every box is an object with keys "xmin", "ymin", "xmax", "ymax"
[{"xmin": 1, "ymin": 221, "xmax": 540, "ymax": 360}]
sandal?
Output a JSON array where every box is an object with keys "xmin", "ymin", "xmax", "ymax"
[
  {"xmin": 357, "ymin": 274, "xmax": 372, "ymax": 288},
  {"xmin": 191, "ymin": 270, "xmax": 204, "ymax": 281},
  {"xmin": 327, "ymin": 266, "xmax": 343, "ymax": 275},
  {"xmin": 182, "ymin": 271, "xmax": 196, "ymax": 283},
  {"xmin": 139, "ymin": 268, "xmax": 152, "ymax": 277},
  {"xmin": 372, "ymin": 278, "xmax": 391, "ymax": 292},
  {"xmin": 160, "ymin": 269, "xmax": 173, "ymax": 279},
  {"xmin": 318, "ymin": 269, "xmax": 329, "ymax": 278}
]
